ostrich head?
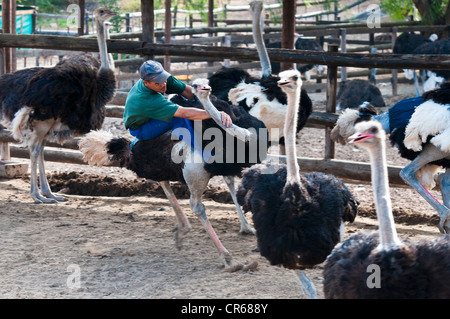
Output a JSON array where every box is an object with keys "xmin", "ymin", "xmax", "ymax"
[
  {"xmin": 191, "ymin": 78, "xmax": 211, "ymax": 100},
  {"xmin": 331, "ymin": 102, "xmax": 379, "ymax": 145},
  {"xmin": 277, "ymin": 69, "xmax": 302, "ymax": 91},
  {"xmin": 348, "ymin": 120, "xmax": 385, "ymax": 150},
  {"xmin": 94, "ymin": 7, "xmax": 116, "ymax": 23}
]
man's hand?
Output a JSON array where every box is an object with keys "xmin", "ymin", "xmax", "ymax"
[{"xmin": 220, "ymin": 111, "xmax": 232, "ymax": 128}]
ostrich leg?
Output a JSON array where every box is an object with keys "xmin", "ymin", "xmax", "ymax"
[
  {"xmin": 223, "ymin": 176, "xmax": 256, "ymax": 235},
  {"xmin": 183, "ymin": 162, "xmax": 232, "ymax": 267},
  {"xmin": 437, "ymin": 168, "xmax": 450, "ymax": 213},
  {"xmin": 38, "ymin": 143, "xmax": 66, "ymax": 202},
  {"xmin": 296, "ymin": 270, "xmax": 318, "ymax": 299},
  {"xmin": 29, "ymin": 142, "xmax": 57, "ymax": 204},
  {"xmin": 399, "ymin": 144, "xmax": 450, "ymax": 233},
  {"xmin": 159, "ymin": 180, "xmax": 191, "ymax": 249}
]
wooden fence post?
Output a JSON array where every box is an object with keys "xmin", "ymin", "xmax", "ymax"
[
  {"xmin": 325, "ymin": 43, "xmax": 338, "ymax": 160},
  {"xmin": 391, "ymin": 27, "xmax": 398, "ymax": 96},
  {"xmin": 339, "ymin": 28, "xmax": 347, "ymax": 82}
]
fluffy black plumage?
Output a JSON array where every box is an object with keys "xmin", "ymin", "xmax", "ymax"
[
  {"xmin": 323, "ymin": 231, "xmax": 450, "ymax": 298},
  {"xmin": 0, "ymin": 68, "xmax": 40, "ymax": 120},
  {"xmin": 393, "ymin": 32, "xmax": 431, "ymax": 54},
  {"xmin": 108, "ymin": 133, "xmax": 186, "ymax": 183},
  {"xmin": 337, "ymin": 79, "xmax": 385, "ymax": 110},
  {"xmin": 237, "ymin": 164, "xmax": 358, "ymax": 269},
  {"xmin": 411, "ymin": 38, "xmax": 450, "ymax": 79},
  {"xmin": 19, "ymin": 54, "xmax": 114, "ymax": 135}
]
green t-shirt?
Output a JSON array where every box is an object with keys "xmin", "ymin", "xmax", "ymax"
[{"xmin": 123, "ymin": 76, "xmax": 187, "ymax": 130}]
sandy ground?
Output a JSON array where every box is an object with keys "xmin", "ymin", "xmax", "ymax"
[{"xmin": 0, "ymin": 75, "xmax": 447, "ymax": 301}]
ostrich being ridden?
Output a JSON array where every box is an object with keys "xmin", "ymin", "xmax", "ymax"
[{"xmin": 79, "ymin": 78, "xmax": 267, "ymax": 269}]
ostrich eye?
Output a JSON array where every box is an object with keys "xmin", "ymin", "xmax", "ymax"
[{"xmin": 369, "ymin": 126, "xmax": 378, "ymax": 134}]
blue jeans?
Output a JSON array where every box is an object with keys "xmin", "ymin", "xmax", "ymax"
[{"xmin": 129, "ymin": 117, "xmax": 205, "ymax": 158}]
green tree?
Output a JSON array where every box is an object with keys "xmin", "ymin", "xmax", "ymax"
[{"xmin": 381, "ymin": 0, "xmax": 450, "ymax": 24}]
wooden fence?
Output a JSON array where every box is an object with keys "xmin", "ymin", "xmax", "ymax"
[{"xmin": 0, "ymin": 27, "xmax": 449, "ymax": 186}]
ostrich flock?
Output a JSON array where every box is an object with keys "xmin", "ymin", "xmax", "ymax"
[{"xmin": 0, "ymin": 2, "xmax": 449, "ymax": 299}]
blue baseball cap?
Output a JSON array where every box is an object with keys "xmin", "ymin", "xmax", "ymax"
[{"xmin": 139, "ymin": 60, "xmax": 171, "ymax": 83}]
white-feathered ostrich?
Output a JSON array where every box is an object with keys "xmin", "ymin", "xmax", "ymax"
[
  {"xmin": 208, "ymin": 1, "xmax": 313, "ymax": 154},
  {"xmin": 0, "ymin": 7, "xmax": 116, "ymax": 204},
  {"xmin": 236, "ymin": 70, "xmax": 359, "ymax": 298},
  {"xmin": 79, "ymin": 78, "xmax": 267, "ymax": 269},
  {"xmin": 323, "ymin": 120, "xmax": 450, "ymax": 299},
  {"xmin": 336, "ymin": 79, "xmax": 385, "ymax": 111},
  {"xmin": 266, "ymin": 36, "xmax": 326, "ymax": 81},
  {"xmin": 331, "ymin": 85, "xmax": 450, "ymax": 233}
]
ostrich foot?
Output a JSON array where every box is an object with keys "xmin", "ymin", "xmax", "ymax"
[
  {"xmin": 224, "ymin": 260, "xmax": 259, "ymax": 273},
  {"xmin": 438, "ymin": 209, "xmax": 450, "ymax": 234},
  {"xmin": 43, "ymin": 192, "xmax": 67, "ymax": 203},
  {"xmin": 239, "ymin": 225, "xmax": 256, "ymax": 235},
  {"xmin": 172, "ymin": 224, "xmax": 190, "ymax": 250},
  {"xmin": 220, "ymin": 251, "xmax": 233, "ymax": 267},
  {"xmin": 31, "ymin": 192, "xmax": 58, "ymax": 204}
]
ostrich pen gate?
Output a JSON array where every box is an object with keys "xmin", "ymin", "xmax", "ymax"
[{"xmin": 0, "ymin": 23, "xmax": 450, "ymax": 187}]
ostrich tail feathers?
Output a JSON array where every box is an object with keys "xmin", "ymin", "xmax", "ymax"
[{"xmin": 78, "ymin": 130, "xmax": 115, "ymax": 166}]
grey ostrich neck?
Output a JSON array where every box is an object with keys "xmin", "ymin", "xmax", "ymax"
[
  {"xmin": 368, "ymin": 137, "xmax": 402, "ymax": 250},
  {"xmin": 95, "ymin": 16, "xmax": 112, "ymax": 70},
  {"xmin": 250, "ymin": 1, "xmax": 271, "ymax": 78},
  {"xmin": 284, "ymin": 85, "xmax": 301, "ymax": 185},
  {"xmin": 195, "ymin": 91, "xmax": 256, "ymax": 144}
]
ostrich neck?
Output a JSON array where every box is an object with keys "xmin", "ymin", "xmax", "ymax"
[
  {"xmin": 251, "ymin": 1, "xmax": 271, "ymax": 78},
  {"xmin": 95, "ymin": 19, "xmax": 111, "ymax": 70},
  {"xmin": 368, "ymin": 140, "xmax": 402, "ymax": 250},
  {"xmin": 196, "ymin": 93, "xmax": 254, "ymax": 143},
  {"xmin": 284, "ymin": 88, "xmax": 301, "ymax": 185}
]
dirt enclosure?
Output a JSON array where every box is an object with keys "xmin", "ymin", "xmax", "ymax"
[{"xmin": 0, "ymin": 80, "xmax": 446, "ymax": 300}]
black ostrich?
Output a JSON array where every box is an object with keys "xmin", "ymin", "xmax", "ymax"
[
  {"xmin": 411, "ymin": 37, "xmax": 450, "ymax": 91},
  {"xmin": 393, "ymin": 31, "xmax": 444, "ymax": 94},
  {"xmin": 266, "ymin": 36, "xmax": 326, "ymax": 80},
  {"xmin": 336, "ymin": 79, "xmax": 386, "ymax": 111},
  {"xmin": 331, "ymin": 85, "xmax": 450, "ymax": 234},
  {"xmin": 336, "ymin": 79, "xmax": 385, "ymax": 111},
  {"xmin": 208, "ymin": 1, "xmax": 313, "ymax": 155},
  {"xmin": 79, "ymin": 78, "xmax": 267, "ymax": 268},
  {"xmin": 236, "ymin": 69, "xmax": 359, "ymax": 298},
  {"xmin": 393, "ymin": 32, "xmax": 432, "ymax": 55},
  {"xmin": 0, "ymin": 7, "xmax": 116, "ymax": 204},
  {"xmin": 323, "ymin": 120, "xmax": 450, "ymax": 299}
]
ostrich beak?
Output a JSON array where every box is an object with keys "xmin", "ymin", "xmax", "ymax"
[
  {"xmin": 348, "ymin": 132, "xmax": 374, "ymax": 144},
  {"xmin": 197, "ymin": 84, "xmax": 211, "ymax": 92}
]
